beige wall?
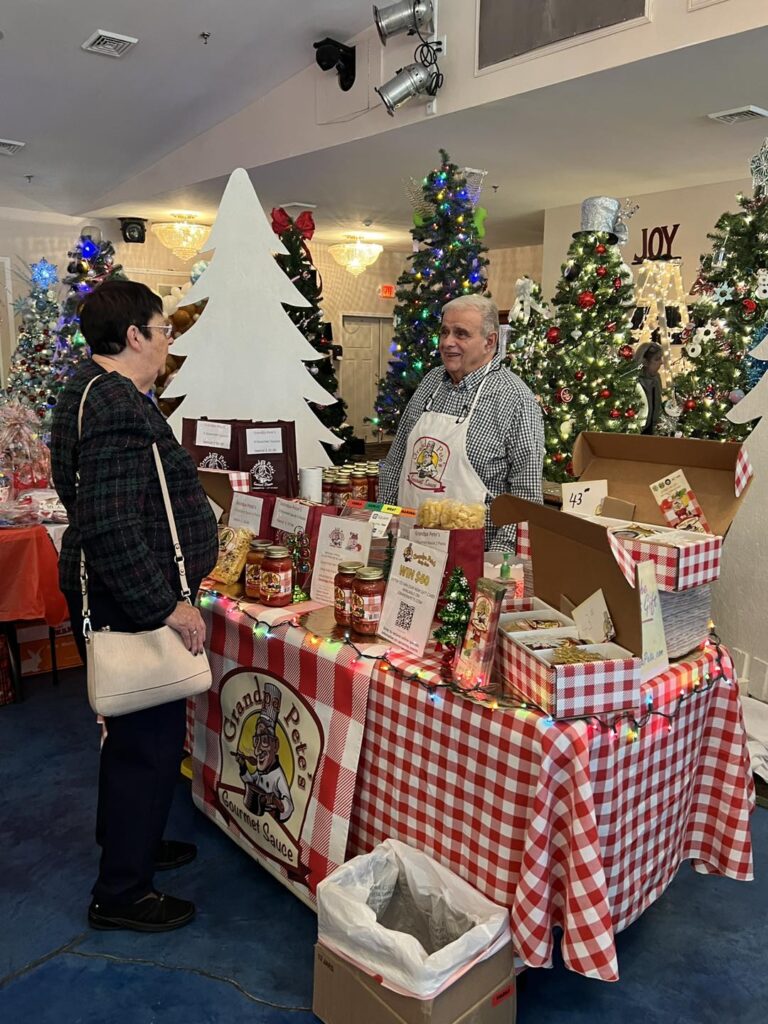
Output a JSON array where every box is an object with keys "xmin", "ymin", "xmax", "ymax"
[
  {"xmin": 486, "ymin": 245, "xmax": 544, "ymax": 310},
  {"xmin": 542, "ymin": 177, "xmax": 751, "ymax": 297}
]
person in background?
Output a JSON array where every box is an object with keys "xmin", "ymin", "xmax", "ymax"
[
  {"xmin": 634, "ymin": 340, "xmax": 664, "ymax": 435},
  {"xmin": 50, "ymin": 280, "xmax": 218, "ymax": 933},
  {"xmin": 379, "ymin": 295, "xmax": 544, "ymax": 550}
]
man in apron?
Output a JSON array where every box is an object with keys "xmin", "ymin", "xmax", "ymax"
[{"xmin": 379, "ymin": 295, "xmax": 544, "ymax": 551}]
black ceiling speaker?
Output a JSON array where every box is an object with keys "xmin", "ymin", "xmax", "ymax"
[
  {"xmin": 119, "ymin": 217, "xmax": 147, "ymax": 244},
  {"xmin": 313, "ymin": 37, "xmax": 356, "ymax": 91}
]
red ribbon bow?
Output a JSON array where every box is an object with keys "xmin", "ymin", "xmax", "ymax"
[
  {"xmin": 270, "ymin": 208, "xmax": 315, "ymax": 241},
  {"xmin": 270, "ymin": 207, "xmax": 292, "ymax": 235},
  {"xmin": 295, "ymin": 210, "xmax": 315, "ymax": 240}
]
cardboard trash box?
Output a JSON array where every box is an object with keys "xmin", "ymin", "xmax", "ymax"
[{"xmin": 313, "ymin": 942, "xmax": 515, "ymax": 1024}]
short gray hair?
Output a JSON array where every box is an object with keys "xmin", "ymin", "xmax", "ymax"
[{"xmin": 441, "ymin": 295, "xmax": 499, "ymax": 339}]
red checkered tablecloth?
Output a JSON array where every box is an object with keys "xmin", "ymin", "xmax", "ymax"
[{"xmin": 348, "ymin": 642, "xmax": 754, "ymax": 981}]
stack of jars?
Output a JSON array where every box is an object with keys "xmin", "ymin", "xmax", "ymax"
[
  {"xmin": 322, "ymin": 461, "xmax": 380, "ymax": 508},
  {"xmin": 244, "ymin": 538, "xmax": 294, "ymax": 607},
  {"xmin": 334, "ymin": 562, "xmax": 385, "ymax": 636}
]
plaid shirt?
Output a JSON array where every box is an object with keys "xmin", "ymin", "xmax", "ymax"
[
  {"xmin": 380, "ymin": 355, "xmax": 544, "ymax": 550},
  {"xmin": 51, "ymin": 360, "xmax": 218, "ymax": 628}
]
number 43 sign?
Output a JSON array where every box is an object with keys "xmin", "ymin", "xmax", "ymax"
[{"xmin": 561, "ymin": 480, "xmax": 608, "ymax": 517}]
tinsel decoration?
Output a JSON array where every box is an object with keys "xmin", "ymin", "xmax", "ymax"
[{"xmin": 0, "ymin": 399, "xmax": 51, "ymax": 485}]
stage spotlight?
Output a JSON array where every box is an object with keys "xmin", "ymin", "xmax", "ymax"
[
  {"xmin": 375, "ymin": 62, "xmax": 432, "ymax": 115},
  {"xmin": 373, "ymin": 1, "xmax": 434, "ymax": 45},
  {"xmin": 313, "ymin": 37, "xmax": 356, "ymax": 92}
]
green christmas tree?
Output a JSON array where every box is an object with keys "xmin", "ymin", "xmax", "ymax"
[
  {"xmin": 669, "ymin": 142, "xmax": 768, "ymax": 439},
  {"xmin": 271, "ymin": 207, "xmax": 354, "ymax": 463},
  {"xmin": 374, "ymin": 150, "xmax": 489, "ymax": 434},
  {"xmin": 504, "ymin": 276, "xmax": 553, "ymax": 386},
  {"xmin": 54, "ymin": 230, "xmax": 124, "ymax": 389},
  {"xmin": 538, "ymin": 231, "xmax": 639, "ymax": 481},
  {"xmin": 4, "ymin": 259, "xmax": 62, "ymax": 421},
  {"xmin": 433, "ymin": 567, "xmax": 472, "ymax": 649}
]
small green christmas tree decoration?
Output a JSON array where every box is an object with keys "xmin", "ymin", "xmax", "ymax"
[
  {"xmin": 433, "ymin": 568, "xmax": 472, "ymax": 649},
  {"xmin": 271, "ymin": 207, "xmax": 355, "ymax": 463},
  {"xmin": 669, "ymin": 140, "xmax": 768, "ymax": 439},
  {"xmin": 5, "ymin": 260, "xmax": 62, "ymax": 421},
  {"xmin": 537, "ymin": 198, "xmax": 639, "ymax": 481},
  {"xmin": 374, "ymin": 150, "xmax": 489, "ymax": 434},
  {"xmin": 504, "ymin": 276, "xmax": 553, "ymax": 385}
]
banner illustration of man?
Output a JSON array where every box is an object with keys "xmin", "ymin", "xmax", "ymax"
[{"xmin": 235, "ymin": 681, "xmax": 294, "ymax": 822}]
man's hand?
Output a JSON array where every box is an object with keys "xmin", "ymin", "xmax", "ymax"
[{"xmin": 163, "ymin": 601, "xmax": 206, "ymax": 655}]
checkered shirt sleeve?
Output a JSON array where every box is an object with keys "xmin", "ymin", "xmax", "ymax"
[{"xmin": 379, "ymin": 356, "xmax": 544, "ymax": 549}]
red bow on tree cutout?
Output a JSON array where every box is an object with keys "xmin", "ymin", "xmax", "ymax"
[
  {"xmin": 294, "ymin": 211, "xmax": 315, "ymax": 240},
  {"xmin": 270, "ymin": 207, "xmax": 316, "ymax": 241}
]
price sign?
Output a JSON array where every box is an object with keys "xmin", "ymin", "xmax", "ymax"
[{"xmin": 561, "ymin": 479, "xmax": 608, "ymax": 517}]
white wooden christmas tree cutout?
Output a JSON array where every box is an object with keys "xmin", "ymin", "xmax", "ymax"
[{"xmin": 165, "ymin": 167, "xmax": 337, "ymax": 467}]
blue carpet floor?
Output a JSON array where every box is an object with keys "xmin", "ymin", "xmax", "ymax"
[{"xmin": 1, "ymin": 670, "xmax": 766, "ymax": 1023}]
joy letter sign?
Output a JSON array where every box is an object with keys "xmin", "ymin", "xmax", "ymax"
[{"xmin": 632, "ymin": 223, "xmax": 680, "ymax": 264}]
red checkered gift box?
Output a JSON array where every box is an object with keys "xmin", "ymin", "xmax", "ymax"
[
  {"xmin": 229, "ymin": 471, "xmax": 250, "ymax": 493},
  {"xmin": 496, "ymin": 630, "xmax": 639, "ymax": 718},
  {"xmin": 516, "ymin": 521, "xmax": 531, "ymax": 559},
  {"xmin": 607, "ymin": 530, "xmax": 722, "ymax": 592}
]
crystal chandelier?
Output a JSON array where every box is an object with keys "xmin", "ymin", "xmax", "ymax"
[
  {"xmin": 151, "ymin": 215, "xmax": 211, "ymax": 262},
  {"xmin": 328, "ymin": 236, "xmax": 383, "ymax": 276}
]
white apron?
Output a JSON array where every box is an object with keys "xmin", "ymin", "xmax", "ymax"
[{"xmin": 397, "ymin": 365, "xmax": 492, "ymax": 509}]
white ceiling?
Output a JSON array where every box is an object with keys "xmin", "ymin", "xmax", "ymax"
[{"xmin": 2, "ymin": 3, "xmax": 768, "ymax": 250}]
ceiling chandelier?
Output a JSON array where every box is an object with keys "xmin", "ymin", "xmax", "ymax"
[
  {"xmin": 328, "ymin": 236, "xmax": 383, "ymax": 276},
  {"xmin": 151, "ymin": 214, "xmax": 211, "ymax": 261}
]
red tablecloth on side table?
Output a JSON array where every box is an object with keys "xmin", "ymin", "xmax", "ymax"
[{"xmin": 0, "ymin": 526, "xmax": 69, "ymax": 625}]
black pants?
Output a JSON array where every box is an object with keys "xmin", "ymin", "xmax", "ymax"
[{"xmin": 65, "ymin": 590, "xmax": 188, "ymax": 905}]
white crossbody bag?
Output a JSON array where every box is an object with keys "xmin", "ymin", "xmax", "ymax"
[{"xmin": 77, "ymin": 375, "xmax": 212, "ymax": 717}]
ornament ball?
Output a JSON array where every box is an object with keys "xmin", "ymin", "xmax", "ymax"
[
  {"xmin": 605, "ymin": 321, "xmax": 617, "ymax": 333},
  {"xmin": 684, "ymin": 398, "xmax": 697, "ymax": 412},
  {"xmin": 553, "ymin": 452, "xmax": 564, "ymax": 463},
  {"xmin": 625, "ymin": 408, "xmax": 636, "ymax": 419},
  {"xmin": 619, "ymin": 344, "xmax": 634, "ymax": 359},
  {"xmin": 610, "ymin": 409, "xmax": 621, "ymax": 420},
  {"xmin": 613, "ymin": 277, "xmax": 622, "ymax": 290},
  {"xmin": 596, "ymin": 266, "xmax": 608, "ymax": 278},
  {"xmin": 595, "ymin": 243, "xmax": 606, "ymax": 254},
  {"xmin": 546, "ymin": 326, "xmax": 561, "ymax": 344},
  {"xmin": 578, "ymin": 291, "xmax": 596, "ymax": 309},
  {"xmin": 574, "ymin": 370, "xmax": 585, "ymax": 381},
  {"xmin": 600, "ymin": 387, "xmax": 612, "ymax": 399},
  {"xmin": 743, "ymin": 298, "xmax": 757, "ymax": 313}
]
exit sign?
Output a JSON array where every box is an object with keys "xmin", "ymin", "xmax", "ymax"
[{"xmin": 378, "ymin": 283, "xmax": 396, "ymax": 299}]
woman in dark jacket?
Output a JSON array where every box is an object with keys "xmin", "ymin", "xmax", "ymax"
[
  {"xmin": 634, "ymin": 341, "xmax": 664, "ymax": 435},
  {"xmin": 51, "ymin": 280, "xmax": 218, "ymax": 932}
]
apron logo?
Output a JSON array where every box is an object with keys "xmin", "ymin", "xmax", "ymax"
[{"xmin": 407, "ymin": 436, "xmax": 450, "ymax": 492}]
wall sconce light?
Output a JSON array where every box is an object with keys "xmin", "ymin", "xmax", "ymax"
[
  {"xmin": 374, "ymin": 1, "xmax": 434, "ymax": 45},
  {"xmin": 151, "ymin": 214, "xmax": 211, "ymax": 261},
  {"xmin": 328, "ymin": 236, "xmax": 383, "ymax": 276}
]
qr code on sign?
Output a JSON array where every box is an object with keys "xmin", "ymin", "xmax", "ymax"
[{"xmin": 395, "ymin": 601, "xmax": 415, "ymax": 630}]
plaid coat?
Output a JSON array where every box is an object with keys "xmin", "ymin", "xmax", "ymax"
[{"xmin": 51, "ymin": 360, "xmax": 218, "ymax": 628}]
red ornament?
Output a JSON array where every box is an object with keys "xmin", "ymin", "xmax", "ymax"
[
  {"xmin": 613, "ymin": 277, "xmax": 622, "ymax": 290},
  {"xmin": 610, "ymin": 409, "xmax": 621, "ymax": 420},
  {"xmin": 714, "ymin": 422, "xmax": 726, "ymax": 434},
  {"xmin": 684, "ymin": 398, "xmax": 697, "ymax": 412},
  {"xmin": 596, "ymin": 266, "xmax": 608, "ymax": 278},
  {"xmin": 743, "ymin": 298, "xmax": 758, "ymax": 313},
  {"xmin": 595, "ymin": 243, "xmax": 607, "ymax": 254},
  {"xmin": 578, "ymin": 291, "xmax": 596, "ymax": 309},
  {"xmin": 619, "ymin": 344, "xmax": 634, "ymax": 359},
  {"xmin": 555, "ymin": 387, "xmax": 573, "ymax": 404},
  {"xmin": 565, "ymin": 461, "xmax": 575, "ymax": 477},
  {"xmin": 600, "ymin": 387, "xmax": 612, "ymax": 399},
  {"xmin": 574, "ymin": 370, "xmax": 585, "ymax": 381},
  {"xmin": 605, "ymin": 321, "xmax": 617, "ymax": 333},
  {"xmin": 625, "ymin": 408, "xmax": 636, "ymax": 419},
  {"xmin": 546, "ymin": 326, "xmax": 561, "ymax": 344},
  {"xmin": 553, "ymin": 453, "xmax": 564, "ymax": 463}
]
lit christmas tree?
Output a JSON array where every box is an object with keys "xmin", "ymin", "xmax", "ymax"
[
  {"xmin": 539, "ymin": 200, "xmax": 638, "ymax": 481},
  {"xmin": 504, "ymin": 276, "xmax": 552, "ymax": 386},
  {"xmin": 670, "ymin": 141, "xmax": 768, "ymax": 439},
  {"xmin": 374, "ymin": 150, "xmax": 489, "ymax": 434},
  {"xmin": 433, "ymin": 567, "xmax": 472, "ymax": 649},
  {"xmin": 271, "ymin": 207, "xmax": 354, "ymax": 463},
  {"xmin": 4, "ymin": 259, "xmax": 62, "ymax": 420},
  {"xmin": 53, "ymin": 230, "xmax": 124, "ymax": 387}
]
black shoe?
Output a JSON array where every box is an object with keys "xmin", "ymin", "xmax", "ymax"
[
  {"xmin": 154, "ymin": 839, "xmax": 197, "ymax": 871},
  {"xmin": 88, "ymin": 891, "xmax": 195, "ymax": 932}
]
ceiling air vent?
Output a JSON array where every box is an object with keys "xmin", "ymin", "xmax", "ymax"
[
  {"xmin": 81, "ymin": 30, "xmax": 138, "ymax": 58},
  {"xmin": 0, "ymin": 139, "xmax": 26, "ymax": 156},
  {"xmin": 707, "ymin": 105, "xmax": 768, "ymax": 126}
]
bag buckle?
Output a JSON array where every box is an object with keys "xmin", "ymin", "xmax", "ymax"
[{"xmin": 83, "ymin": 616, "xmax": 92, "ymax": 640}]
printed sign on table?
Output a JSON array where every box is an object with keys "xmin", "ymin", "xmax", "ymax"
[
  {"xmin": 195, "ymin": 420, "xmax": 232, "ymax": 449},
  {"xmin": 310, "ymin": 516, "xmax": 373, "ymax": 605},
  {"xmin": 272, "ymin": 498, "xmax": 310, "ymax": 536},
  {"xmin": 636, "ymin": 560, "xmax": 669, "ymax": 683},
  {"xmin": 379, "ymin": 537, "xmax": 447, "ymax": 657},
  {"xmin": 228, "ymin": 492, "xmax": 265, "ymax": 534},
  {"xmin": 246, "ymin": 428, "xmax": 284, "ymax": 455}
]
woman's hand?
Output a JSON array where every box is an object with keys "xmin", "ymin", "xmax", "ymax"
[{"xmin": 163, "ymin": 601, "xmax": 206, "ymax": 655}]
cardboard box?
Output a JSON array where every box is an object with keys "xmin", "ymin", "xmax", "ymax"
[
  {"xmin": 569, "ymin": 432, "xmax": 749, "ymax": 592},
  {"xmin": 312, "ymin": 943, "xmax": 515, "ymax": 1024},
  {"xmin": 17, "ymin": 620, "xmax": 82, "ymax": 676}
]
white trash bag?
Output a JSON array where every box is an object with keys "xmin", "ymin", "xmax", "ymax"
[{"xmin": 316, "ymin": 839, "xmax": 511, "ymax": 999}]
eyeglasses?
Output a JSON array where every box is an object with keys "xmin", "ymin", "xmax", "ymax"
[{"xmin": 139, "ymin": 324, "xmax": 174, "ymax": 339}]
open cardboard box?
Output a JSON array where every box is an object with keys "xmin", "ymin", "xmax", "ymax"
[{"xmin": 313, "ymin": 943, "xmax": 515, "ymax": 1024}]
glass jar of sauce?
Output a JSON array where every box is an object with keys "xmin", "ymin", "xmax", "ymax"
[
  {"xmin": 334, "ymin": 561, "xmax": 365, "ymax": 627},
  {"xmin": 366, "ymin": 463, "xmax": 379, "ymax": 503},
  {"xmin": 351, "ymin": 567, "xmax": 385, "ymax": 635},
  {"xmin": 259, "ymin": 545, "xmax": 293, "ymax": 606},
  {"xmin": 244, "ymin": 539, "xmax": 271, "ymax": 598},
  {"xmin": 322, "ymin": 471, "xmax": 335, "ymax": 506},
  {"xmin": 350, "ymin": 470, "xmax": 369, "ymax": 501},
  {"xmin": 334, "ymin": 472, "xmax": 352, "ymax": 508}
]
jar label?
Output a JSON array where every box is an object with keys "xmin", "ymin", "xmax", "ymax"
[
  {"xmin": 334, "ymin": 585, "xmax": 351, "ymax": 613},
  {"xmin": 351, "ymin": 481, "xmax": 368, "ymax": 499},
  {"xmin": 245, "ymin": 564, "xmax": 262, "ymax": 595},
  {"xmin": 261, "ymin": 569, "xmax": 292, "ymax": 599},
  {"xmin": 352, "ymin": 593, "xmax": 382, "ymax": 623}
]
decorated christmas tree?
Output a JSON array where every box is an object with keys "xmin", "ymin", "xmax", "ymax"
[
  {"xmin": 54, "ymin": 230, "xmax": 124, "ymax": 387},
  {"xmin": 4, "ymin": 260, "xmax": 62, "ymax": 421},
  {"xmin": 373, "ymin": 150, "xmax": 489, "ymax": 434},
  {"xmin": 504, "ymin": 276, "xmax": 553, "ymax": 385},
  {"xmin": 433, "ymin": 567, "xmax": 472, "ymax": 650},
  {"xmin": 271, "ymin": 207, "xmax": 354, "ymax": 463},
  {"xmin": 670, "ymin": 142, "xmax": 768, "ymax": 440},
  {"xmin": 537, "ymin": 198, "xmax": 639, "ymax": 481}
]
